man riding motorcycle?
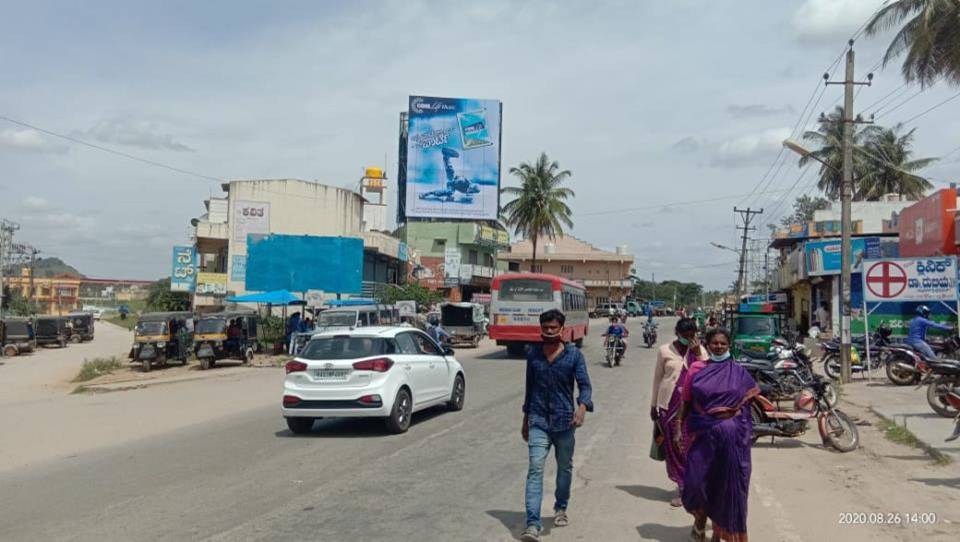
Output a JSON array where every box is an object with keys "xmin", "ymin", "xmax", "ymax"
[
  {"xmin": 642, "ymin": 315, "xmax": 658, "ymax": 346},
  {"xmin": 905, "ymin": 305, "xmax": 954, "ymax": 361},
  {"xmin": 603, "ymin": 315, "xmax": 628, "ymax": 353}
]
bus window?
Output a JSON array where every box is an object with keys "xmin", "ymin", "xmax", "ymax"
[{"xmin": 499, "ymin": 279, "xmax": 554, "ymax": 302}]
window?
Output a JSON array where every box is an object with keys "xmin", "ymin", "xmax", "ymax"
[
  {"xmin": 484, "ymin": 253, "xmax": 494, "ymax": 267},
  {"xmin": 300, "ymin": 337, "xmax": 395, "ymax": 360},
  {"xmin": 508, "ymin": 262, "xmax": 521, "ymax": 272},
  {"xmin": 412, "ymin": 332, "xmax": 443, "ymax": 355},
  {"xmin": 358, "ymin": 313, "xmax": 370, "ymax": 327},
  {"xmin": 531, "ymin": 264, "xmax": 543, "ymax": 273},
  {"xmin": 395, "ymin": 333, "xmax": 420, "ymax": 354},
  {"xmin": 561, "ymin": 265, "xmax": 574, "ymax": 274},
  {"xmin": 498, "ymin": 279, "xmax": 554, "ymax": 302},
  {"xmin": 432, "ymin": 239, "xmax": 446, "ymax": 252},
  {"xmin": 469, "ymin": 250, "xmax": 479, "ymax": 265},
  {"xmin": 366, "ymin": 311, "xmax": 380, "ymax": 325}
]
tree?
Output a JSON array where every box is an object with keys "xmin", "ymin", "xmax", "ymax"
[
  {"xmin": 800, "ymin": 106, "xmax": 874, "ymax": 198},
  {"xmin": 1, "ymin": 286, "xmax": 38, "ymax": 316},
  {"xmin": 501, "ymin": 153, "xmax": 574, "ymax": 272},
  {"xmin": 377, "ymin": 282, "xmax": 443, "ymax": 307},
  {"xmin": 859, "ymin": 124, "xmax": 936, "ymax": 199},
  {"xmin": 866, "ymin": 0, "xmax": 960, "ymax": 88},
  {"xmin": 145, "ymin": 278, "xmax": 191, "ymax": 312},
  {"xmin": 779, "ymin": 195, "xmax": 830, "ymax": 226}
]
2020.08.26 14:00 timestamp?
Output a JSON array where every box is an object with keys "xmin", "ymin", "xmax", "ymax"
[{"xmin": 838, "ymin": 512, "xmax": 938, "ymax": 526}]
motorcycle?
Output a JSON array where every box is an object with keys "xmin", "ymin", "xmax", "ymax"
[
  {"xmin": 944, "ymin": 388, "xmax": 960, "ymax": 442},
  {"xmin": 819, "ymin": 323, "xmax": 892, "ymax": 381},
  {"xmin": 642, "ymin": 323, "xmax": 657, "ymax": 348},
  {"xmin": 916, "ymin": 358, "xmax": 960, "ymax": 418},
  {"xmin": 604, "ymin": 335, "xmax": 625, "ymax": 367},
  {"xmin": 883, "ymin": 335, "xmax": 960, "ymax": 386},
  {"xmin": 750, "ymin": 377, "xmax": 859, "ymax": 452},
  {"xmin": 738, "ymin": 340, "xmax": 838, "ymax": 408}
]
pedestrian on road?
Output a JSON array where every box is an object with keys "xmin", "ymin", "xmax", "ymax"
[
  {"xmin": 520, "ymin": 309, "xmax": 593, "ymax": 542},
  {"xmin": 649, "ymin": 317, "xmax": 706, "ymax": 507},
  {"xmin": 677, "ymin": 328, "xmax": 759, "ymax": 542}
]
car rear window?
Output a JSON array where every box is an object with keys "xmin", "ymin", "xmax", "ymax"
[{"xmin": 300, "ymin": 336, "xmax": 396, "ymax": 360}]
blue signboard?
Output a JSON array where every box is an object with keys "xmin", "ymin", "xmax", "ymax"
[
  {"xmin": 230, "ymin": 255, "xmax": 247, "ymax": 283},
  {"xmin": 245, "ymin": 234, "xmax": 363, "ymax": 294},
  {"xmin": 805, "ymin": 237, "xmax": 881, "ymax": 276},
  {"xmin": 170, "ymin": 246, "xmax": 198, "ymax": 292}
]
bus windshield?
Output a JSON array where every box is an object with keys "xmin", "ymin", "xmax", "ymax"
[{"xmin": 497, "ymin": 279, "xmax": 554, "ymax": 302}]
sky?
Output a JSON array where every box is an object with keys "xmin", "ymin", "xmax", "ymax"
[{"xmin": 2, "ymin": 0, "xmax": 960, "ymax": 289}]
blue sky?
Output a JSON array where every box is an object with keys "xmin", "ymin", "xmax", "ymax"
[{"xmin": 2, "ymin": 0, "xmax": 959, "ymax": 288}]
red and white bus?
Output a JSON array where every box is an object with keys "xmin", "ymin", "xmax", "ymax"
[{"xmin": 488, "ymin": 273, "xmax": 589, "ymax": 356}]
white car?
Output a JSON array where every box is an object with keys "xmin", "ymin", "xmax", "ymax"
[{"xmin": 281, "ymin": 326, "xmax": 466, "ymax": 434}]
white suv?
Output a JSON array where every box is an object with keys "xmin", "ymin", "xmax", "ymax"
[{"xmin": 281, "ymin": 327, "xmax": 466, "ymax": 434}]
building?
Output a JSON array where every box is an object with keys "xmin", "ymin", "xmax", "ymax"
[
  {"xmin": 189, "ymin": 177, "xmax": 406, "ymax": 310},
  {"xmin": 498, "ymin": 235, "xmax": 634, "ymax": 309},
  {"xmin": 5, "ymin": 269, "xmax": 153, "ymax": 315}
]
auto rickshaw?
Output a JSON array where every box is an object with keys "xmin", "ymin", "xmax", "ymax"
[
  {"xmin": 34, "ymin": 316, "xmax": 69, "ymax": 348},
  {"xmin": 1, "ymin": 317, "xmax": 36, "ymax": 357},
  {"xmin": 193, "ymin": 310, "xmax": 259, "ymax": 370},
  {"xmin": 67, "ymin": 312, "xmax": 95, "ymax": 342},
  {"xmin": 440, "ymin": 302, "xmax": 486, "ymax": 348},
  {"xmin": 129, "ymin": 311, "xmax": 194, "ymax": 372}
]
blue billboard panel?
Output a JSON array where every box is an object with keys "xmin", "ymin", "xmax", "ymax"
[
  {"xmin": 245, "ymin": 235, "xmax": 363, "ymax": 294},
  {"xmin": 805, "ymin": 237, "xmax": 881, "ymax": 276},
  {"xmin": 230, "ymin": 255, "xmax": 247, "ymax": 282},
  {"xmin": 170, "ymin": 246, "xmax": 197, "ymax": 292},
  {"xmin": 404, "ymin": 96, "xmax": 502, "ymax": 220}
]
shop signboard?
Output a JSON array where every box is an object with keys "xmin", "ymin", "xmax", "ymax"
[
  {"xmin": 899, "ymin": 188, "xmax": 958, "ymax": 257},
  {"xmin": 196, "ymin": 272, "xmax": 228, "ymax": 296},
  {"xmin": 230, "ymin": 255, "xmax": 247, "ymax": 283},
  {"xmin": 233, "ymin": 200, "xmax": 270, "ymax": 245},
  {"xmin": 396, "ymin": 300, "xmax": 416, "ymax": 317},
  {"xmin": 477, "ymin": 225, "xmax": 509, "ymax": 247},
  {"xmin": 444, "ymin": 247, "xmax": 461, "ymax": 287},
  {"xmin": 170, "ymin": 246, "xmax": 198, "ymax": 292},
  {"xmin": 805, "ymin": 237, "xmax": 881, "ymax": 276},
  {"xmin": 862, "ymin": 257, "xmax": 957, "ymax": 303}
]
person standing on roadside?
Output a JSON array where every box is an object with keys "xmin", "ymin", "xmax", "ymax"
[
  {"xmin": 649, "ymin": 317, "xmax": 706, "ymax": 507},
  {"xmin": 520, "ymin": 309, "xmax": 593, "ymax": 542}
]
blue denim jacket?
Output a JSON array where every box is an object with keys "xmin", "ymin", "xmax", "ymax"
[{"xmin": 523, "ymin": 344, "xmax": 594, "ymax": 432}]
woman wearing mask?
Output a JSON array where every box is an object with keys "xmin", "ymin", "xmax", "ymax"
[
  {"xmin": 677, "ymin": 328, "xmax": 758, "ymax": 542},
  {"xmin": 649, "ymin": 318, "xmax": 705, "ymax": 507}
]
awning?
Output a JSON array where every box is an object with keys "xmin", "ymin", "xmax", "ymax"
[{"xmin": 226, "ymin": 290, "xmax": 305, "ymax": 305}]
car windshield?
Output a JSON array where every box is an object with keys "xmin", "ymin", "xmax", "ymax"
[
  {"xmin": 736, "ymin": 317, "xmax": 777, "ymax": 336},
  {"xmin": 196, "ymin": 319, "xmax": 226, "ymax": 334},
  {"xmin": 317, "ymin": 311, "xmax": 357, "ymax": 327},
  {"xmin": 136, "ymin": 321, "xmax": 167, "ymax": 335},
  {"xmin": 299, "ymin": 336, "xmax": 394, "ymax": 360},
  {"xmin": 498, "ymin": 279, "xmax": 554, "ymax": 302}
]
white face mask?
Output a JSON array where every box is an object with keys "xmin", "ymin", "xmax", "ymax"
[{"xmin": 709, "ymin": 351, "xmax": 731, "ymax": 362}]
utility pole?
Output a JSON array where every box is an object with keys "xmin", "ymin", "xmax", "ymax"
[
  {"xmin": 0, "ymin": 219, "xmax": 21, "ymax": 320},
  {"xmin": 764, "ymin": 250, "xmax": 770, "ymax": 297},
  {"xmin": 733, "ymin": 207, "xmax": 762, "ymax": 301},
  {"xmin": 651, "ymin": 272, "xmax": 656, "ymax": 303}
]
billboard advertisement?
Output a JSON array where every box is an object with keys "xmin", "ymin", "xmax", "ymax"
[
  {"xmin": 805, "ymin": 237, "xmax": 881, "ymax": 276},
  {"xmin": 170, "ymin": 246, "xmax": 198, "ymax": 292},
  {"xmin": 246, "ymin": 234, "xmax": 363, "ymax": 294},
  {"xmin": 403, "ymin": 96, "xmax": 502, "ymax": 220},
  {"xmin": 196, "ymin": 272, "xmax": 228, "ymax": 296},
  {"xmin": 230, "ymin": 255, "xmax": 247, "ymax": 283},
  {"xmin": 862, "ymin": 257, "xmax": 957, "ymax": 303},
  {"xmin": 898, "ymin": 188, "xmax": 958, "ymax": 257},
  {"xmin": 233, "ymin": 200, "xmax": 270, "ymax": 245}
]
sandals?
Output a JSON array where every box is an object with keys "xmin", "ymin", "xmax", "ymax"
[
  {"xmin": 689, "ymin": 526, "xmax": 706, "ymax": 542},
  {"xmin": 670, "ymin": 496, "xmax": 683, "ymax": 507}
]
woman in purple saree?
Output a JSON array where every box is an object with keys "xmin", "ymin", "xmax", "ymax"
[{"xmin": 676, "ymin": 328, "xmax": 759, "ymax": 542}]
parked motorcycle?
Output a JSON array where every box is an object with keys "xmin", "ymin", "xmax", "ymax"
[
  {"xmin": 604, "ymin": 335, "xmax": 624, "ymax": 368},
  {"xmin": 642, "ymin": 323, "xmax": 657, "ymax": 348},
  {"xmin": 916, "ymin": 358, "xmax": 960, "ymax": 418},
  {"xmin": 738, "ymin": 341, "xmax": 838, "ymax": 408},
  {"xmin": 944, "ymin": 388, "xmax": 960, "ymax": 442},
  {"xmin": 884, "ymin": 336, "xmax": 960, "ymax": 386},
  {"xmin": 819, "ymin": 323, "xmax": 891, "ymax": 381},
  {"xmin": 750, "ymin": 377, "xmax": 859, "ymax": 452}
]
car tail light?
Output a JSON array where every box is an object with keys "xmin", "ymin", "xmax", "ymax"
[
  {"xmin": 352, "ymin": 357, "xmax": 394, "ymax": 372},
  {"xmin": 283, "ymin": 395, "xmax": 301, "ymax": 406},
  {"xmin": 359, "ymin": 394, "xmax": 382, "ymax": 404},
  {"xmin": 285, "ymin": 360, "xmax": 308, "ymax": 374}
]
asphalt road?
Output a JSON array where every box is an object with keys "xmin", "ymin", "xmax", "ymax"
[{"xmin": 2, "ymin": 318, "xmax": 958, "ymax": 541}]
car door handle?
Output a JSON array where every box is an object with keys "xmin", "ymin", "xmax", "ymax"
[{"xmin": 404, "ymin": 364, "xmax": 412, "ymax": 370}]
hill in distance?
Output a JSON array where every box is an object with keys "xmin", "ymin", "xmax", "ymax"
[{"xmin": 4, "ymin": 257, "xmax": 84, "ymax": 278}]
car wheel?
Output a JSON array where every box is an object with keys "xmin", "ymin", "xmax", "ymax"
[
  {"xmin": 285, "ymin": 417, "xmax": 315, "ymax": 435},
  {"xmin": 69, "ymin": 335, "xmax": 81, "ymax": 344},
  {"xmin": 385, "ymin": 388, "xmax": 412, "ymax": 434},
  {"xmin": 447, "ymin": 374, "xmax": 465, "ymax": 411},
  {"xmin": 2, "ymin": 345, "xmax": 18, "ymax": 357}
]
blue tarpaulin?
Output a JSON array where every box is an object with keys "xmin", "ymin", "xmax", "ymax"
[
  {"xmin": 245, "ymin": 234, "xmax": 363, "ymax": 294},
  {"xmin": 226, "ymin": 289, "xmax": 305, "ymax": 305}
]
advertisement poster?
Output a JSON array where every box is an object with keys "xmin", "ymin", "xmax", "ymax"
[
  {"xmin": 233, "ymin": 200, "xmax": 270, "ymax": 245},
  {"xmin": 404, "ymin": 96, "xmax": 502, "ymax": 220},
  {"xmin": 863, "ymin": 257, "xmax": 957, "ymax": 303},
  {"xmin": 196, "ymin": 272, "xmax": 228, "ymax": 296},
  {"xmin": 170, "ymin": 246, "xmax": 198, "ymax": 292},
  {"xmin": 230, "ymin": 255, "xmax": 247, "ymax": 283},
  {"xmin": 444, "ymin": 247, "xmax": 462, "ymax": 287},
  {"xmin": 396, "ymin": 300, "xmax": 416, "ymax": 317},
  {"xmin": 805, "ymin": 237, "xmax": 881, "ymax": 276},
  {"xmin": 413, "ymin": 256, "xmax": 444, "ymax": 290}
]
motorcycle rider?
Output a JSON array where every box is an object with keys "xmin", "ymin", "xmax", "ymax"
[
  {"xmin": 602, "ymin": 315, "xmax": 628, "ymax": 355},
  {"xmin": 427, "ymin": 315, "xmax": 451, "ymax": 345},
  {"xmin": 905, "ymin": 305, "xmax": 954, "ymax": 360},
  {"xmin": 643, "ymin": 313, "xmax": 658, "ymax": 343}
]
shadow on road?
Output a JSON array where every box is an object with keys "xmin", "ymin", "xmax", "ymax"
[
  {"xmin": 910, "ymin": 477, "xmax": 960, "ymax": 490},
  {"xmin": 636, "ymin": 523, "xmax": 691, "ymax": 541},
  {"xmin": 616, "ymin": 484, "xmax": 674, "ymax": 503},
  {"xmin": 477, "ymin": 350, "xmax": 516, "ymax": 360},
  {"xmin": 486, "ymin": 510, "xmax": 553, "ymax": 540},
  {"xmin": 274, "ymin": 406, "xmax": 452, "ymax": 439}
]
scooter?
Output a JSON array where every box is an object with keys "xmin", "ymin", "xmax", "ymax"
[{"xmin": 750, "ymin": 377, "xmax": 859, "ymax": 452}]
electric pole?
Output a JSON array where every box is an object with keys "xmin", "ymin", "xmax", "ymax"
[
  {"xmin": 651, "ymin": 272, "xmax": 656, "ymax": 303},
  {"xmin": 0, "ymin": 219, "xmax": 21, "ymax": 320},
  {"xmin": 734, "ymin": 207, "xmax": 762, "ymax": 301}
]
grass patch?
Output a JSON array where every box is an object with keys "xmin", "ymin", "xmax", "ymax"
[
  {"xmin": 874, "ymin": 410, "xmax": 953, "ymax": 466},
  {"xmin": 104, "ymin": 315, "xmax": 137, "ymax": 331},
  {"xmin": 73, "ymin": 356, "xmax": 124, "ymax": 382}
]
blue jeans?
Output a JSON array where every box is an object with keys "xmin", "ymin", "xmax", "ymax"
[
  {"xmin": 906, "ymin": 338, "xmax": 937, "ymax": 360},
  {"xmin": 525, "ymin": 427, "xmax": 575, "ymax": 530}
]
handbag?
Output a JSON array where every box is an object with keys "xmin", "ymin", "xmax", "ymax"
[{"xmin": 649, "ymin": 419, "xmax": 666, "ymax": 461}]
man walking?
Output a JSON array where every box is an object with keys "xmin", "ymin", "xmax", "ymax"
[{"xmin": 521, "ymin": 309, "xmax": 593, "ymax": 541}]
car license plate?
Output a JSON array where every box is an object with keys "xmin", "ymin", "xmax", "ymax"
[{"xmin": 313, "ymin": 369, "xmax": 349, "ymax": 380}]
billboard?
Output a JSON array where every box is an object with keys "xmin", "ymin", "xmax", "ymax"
[
  {"xmin": 233, "ymin": 200, "xmax": 270, "ymax": 245},
  {"xmin": 403, "ymin": 96, "xmax": 502, "ymax": 220},
  {"xmin": 230, "ymin": 255, "xmax": 247, "ymax": 283},
  {"xmin": 899, "ymin": 188, "xmax": 958, "ymax": 257},
  {"xmin": 863, "ymin": 257, "xmax": 957, "ymax": 303},
  {"xmin": 245, "ymin": 234, "xmax": 363, "ymax": 294},
  {"xmin": 170, "ymin": 246, "xmax": 198, "ymax": 292},
  {"xmin": 805, "ymin": 237, "xmax": 881, "ymax": 276},
  {"xmin": 196, "ymin": 272, "xmax": 228, "ymax": 296}
]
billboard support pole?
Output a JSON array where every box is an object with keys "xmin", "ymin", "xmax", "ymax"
[{"xmin": 863, "ymin": 296, "xmax": 871, "ymax": 381}]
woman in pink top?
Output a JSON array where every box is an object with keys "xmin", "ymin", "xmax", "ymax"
[{"xmin": 649, "ymin": 317, "xmax": 705, "ymax": 507}]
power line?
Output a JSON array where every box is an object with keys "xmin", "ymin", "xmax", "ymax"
[
  {"xmin": 897, "ymin": 89, "xmax": 960, "ymax": 126},
  {"xmin": 577, "ymin": 187, "xmax": 795, "ymax": 218}
]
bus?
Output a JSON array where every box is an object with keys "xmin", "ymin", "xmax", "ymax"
[{"xmin": 489, "ymin": 273, "xmax": 589, "ymax": 356}]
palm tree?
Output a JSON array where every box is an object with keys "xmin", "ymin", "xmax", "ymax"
[
  {"xmin": 800, "ymin": 106, "xmax": 874, "ymax": 198},
  {"xmin": 859, "ymin": 124, "xmax": 936, "ymax": 199},
  {"xmin": 866, "ymin": 0, "xmax": 960, "ymax": 87},
  {"xmin": 501, "ymin": 153, "xmax": 575, "ymax": 272}
]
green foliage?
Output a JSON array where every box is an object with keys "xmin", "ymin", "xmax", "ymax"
[
  {"xmin": 502, "ymin": 153, "xmax": 574, "ymax": 270},
  {"xmin": 72, "ymin": 356, "xmax": 124, "ymax": 382},
  {"xmin": 632, "ymin": 279, "xmax": 723, "ymax": 308},
  {"xmin": 2, "ymin": 257, "xmax": 83, "ymax": 279},
  {"xmin": 866, "ymin": 0, "xmax": 960, "ymax": 88},
  {"xmin": 1, "ymin": 287, "xmax": 39, "ymax": 316},
  {"xmin": 376, "ymin": 283, "xmax": 442, "ymax": 307},
  {"xmin": 780, "ymin": 195, "xmax": 830, "ymax": 226},
  {"xmin": 145, "ymin": 278, "xmax": 191, "ymax": 312},
  {"xmin": 259, "ymin": 315, "xmax": 285, "ymax": 343}
]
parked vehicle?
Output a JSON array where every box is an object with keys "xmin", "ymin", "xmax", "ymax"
[
  {"xmin": 67, "ymin": 312, "xmax": 95, "ymax": 342},
  {"xmin": 1, "ymin": 317, "xmax": 36, "ymax": 357},
  {"xmin": 315, "ymin": 303, "xmax": 399, "ymax": 329},
  {"xmin": 625, "ymin": 300, "xmax": 643, "ymax": 316},
  {"xmin": 819, "ymin": 323, "xmax": 892, "ymax": 381},
  {"xmin": 489, "ymin": 273, "xmax": 588, "ymax": 356},
  {"xmin": 750, "ymin": 377, "xmax": 858, "ymax": 452},
  {"xmin": 281, "ymin": 327, "xmax": 466, "ymax": 434},
  {"xmin": 917, "ymin": 358, "xmax": 960, "ymax": 418},
  {"xmin": 738, "ymin": 341, "xmax": 837, "ymax": 408},
  {"xmin": 642, "ymin": 321, "xmax": 657, "ymax": 348},
  {"xmin": 440, "ymin": 302, "xmax": 485, "ymax": 348},
  {"xmin": 129, "ymin": 311, "xmax": 194, "ymax": 372},
  {"xmin": 194, "ymin": 311, "xmax": 259, "ymax": 370},
  {"xmin": 729, "ymin": 310, "xmax": 783, "ymax": 358},
  {"xmin": 34, "ymin": 316, "xmax": 69, "ymax": 348},
  {"xmin": 590, "ymin": 302, "xmax": 623, "ymax": 319},
  {"xmin": 944, "ymin": 388, "xmax": 960, "ymax": 442}
]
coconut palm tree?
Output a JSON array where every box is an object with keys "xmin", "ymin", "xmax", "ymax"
[
  {"xmin": 501, "ymin": 153, "xmax": 574, "ymax": 272},
  {"xmin": 800, "ymin": 106, "xmax": 874, "ymax": 198},
  {"xmin": 859, "ymin": 124, "xmax": 937, "ymax": 199},
  {"xmin": 866, "ymin": 0, "xmax": 960, "ymax": 87}
]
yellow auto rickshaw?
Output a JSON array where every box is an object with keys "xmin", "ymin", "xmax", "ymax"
[
  {"xmin": 129, "ymin": 311, "xmax": 194, "ymax": 372},
  {"xmin": 193, "ymin": 310, "xmax": 259, "ymax": 370}
]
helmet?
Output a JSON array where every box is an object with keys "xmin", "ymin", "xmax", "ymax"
[
  {"xmin": 917, "ymin": 305, "xmax": 931, "ymax": 317},
  {"xmin": 794, "ymin": 389, "xmax": 816, "ymax": 413},
  {"xmin": 428, "ymin": 316, "xmax": 439, "ymax": 326},
  {"xmin": 877, "ymin": 322, "xmax": 892, "ymax": 339}
]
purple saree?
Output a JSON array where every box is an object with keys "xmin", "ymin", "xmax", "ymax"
[{"xmin": 681, "ymin": 359, "xmax": 759, "ymax": 542}]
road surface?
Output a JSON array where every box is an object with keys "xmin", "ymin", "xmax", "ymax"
[{"xmin": 0, "ymin": 318, "xmax": 957, "ymax": 541}]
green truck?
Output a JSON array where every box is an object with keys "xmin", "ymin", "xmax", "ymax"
[{"xmin": 727, "ymin": 304, "xmax": 785, "ymax": 358}]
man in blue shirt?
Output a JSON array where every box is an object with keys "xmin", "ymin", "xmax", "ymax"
[
  {"xmin": 906, "ymin": 305, "xmax": 954, "ymax": 360},
  {"xmin": 427, "ymin": 315, "xmax": 451, "ymax": 345},
  {"xmin": 520, "ymin": 309, "xmax": 593, "ymax": 541}
]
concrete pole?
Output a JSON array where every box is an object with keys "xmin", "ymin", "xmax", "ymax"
[{"xmin": 840, "ymin": 45, "xmax": 855, "ymax": 384}]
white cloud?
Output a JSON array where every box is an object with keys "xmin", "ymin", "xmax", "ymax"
[
  {"xmin": 22, "ymin": 196, "xmax": 52, "ymax": 211},
  {"xmin": 727, "ymin": 104, "xmax": 796, "ymax": 118},
  {"xmin": 0, "ymin": 128, "xmax": 69, "ymax": 154},
  {"xmin": 75, "ymin": 117, "xmax": 195, "ymax": 152},
  {"xmin": 711, "ymin": 127, "xmax": 792, "ymax": 168},
  {"xmin": 673, "ymin": 136, "xmax": 706, "ymax": 152},
  {"xmin": 792, "ymin": 0, "xmax": 886, "ymax": 45}
]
